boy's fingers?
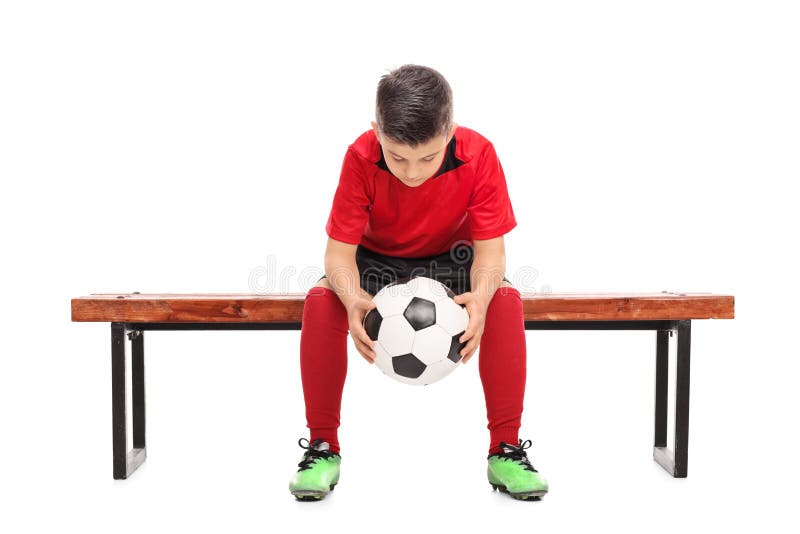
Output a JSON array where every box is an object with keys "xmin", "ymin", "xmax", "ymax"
[
  {"xmin": 354, "ymin": 334, "xmax": 375, "ymax": 359},
  {"xmin": 460, "ymin": 328, "xmax": 472, "ymax": 343},
  {"xmin": 357, "ymin": 327, "xmax": 374, "ymax": 348},
  {"xmin": 362, "ymin": 326, "xmax": 375, "ymax": 344},
  {"xmin": 361, "ymin": 343, "xmax": 372, "ymax": 357},
  {"xmin": 462, "ymin": 338, "xmax": 478, "ymax": 357},
  {"xmin": 358, "ymin": 342, "xmax": 375, "ymax": 362},
  {"xmin": 350, "ymin": 328, "xmax": 371, "ymax": 354}
]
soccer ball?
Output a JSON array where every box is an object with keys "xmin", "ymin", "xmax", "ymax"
[{"xmin": 362, "ymin": 275, "xmax": 470, "ymax": 386}]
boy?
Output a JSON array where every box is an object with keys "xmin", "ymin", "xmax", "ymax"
[{"xmin": 289, "ymin": 65, "xmax": 548, "ymax": 502}]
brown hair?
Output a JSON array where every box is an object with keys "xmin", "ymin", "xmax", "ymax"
[{"xmin": 375, "ymin": 64, "xmax": 453, "ymax": 147}]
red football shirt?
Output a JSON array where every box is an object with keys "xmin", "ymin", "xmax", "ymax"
[{"xmin": 325, "ymin": 125, "xmax": 517, "ymax": 258}]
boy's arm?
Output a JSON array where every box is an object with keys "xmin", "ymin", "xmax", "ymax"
[
  {"xmin": 324, "ymin": 237, "xmax": 377, "ymax": 362},
  {"xmin": 453, "ymin": 235, "xmax": 507, "ymax": 363},
  {"xmin": 469, "ymin": 236, "xmax": 507, "ymax": 310},
  {"xmin": 324, "ymin": 237, "xmax": 373, "ymax": 311}
]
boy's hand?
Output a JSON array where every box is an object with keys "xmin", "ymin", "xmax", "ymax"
[
  {"xmin": 347, "ymin": 294, "xmax": 378, "ymax": 364},
  {"xmin": 452, "ymin": 292, "xmax": 489, "ymax": 364}
]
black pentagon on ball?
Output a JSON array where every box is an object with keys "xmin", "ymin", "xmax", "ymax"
[
  {"xmin": 403, "ymin": 297, "xmax": 436, "ymax": 331},
  {"xmin": 363, "ymin": 309, "xmax": 383, "ymax": 341},
  {"xmin": 392, "ymin": 353, "xmax": 427, "ymax": 379},
  {"xmin": 448, "ymin": 332, "xmax": 467, "ymax": 363}
]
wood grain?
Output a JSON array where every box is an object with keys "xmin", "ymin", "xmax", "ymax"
[{"xmin": 71, "ymin": 291, "xmax": 735, "ymax": 323}]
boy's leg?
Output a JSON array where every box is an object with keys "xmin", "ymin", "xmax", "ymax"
[
  {"xmin": 478, "ymin": 282, "xmax": 527, "ymax": 455},
  {"xmin": 299, "ymin": 277, "xmax": 349, "ymax": 453}
]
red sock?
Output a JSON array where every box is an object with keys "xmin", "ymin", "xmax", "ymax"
[
  {"xmin": 299, "ymin": 286, "xmax": 348, "ymax": 454},
  {"xmin": 479, "ymin": 287, "xmax": 527, "ymax": 456}
]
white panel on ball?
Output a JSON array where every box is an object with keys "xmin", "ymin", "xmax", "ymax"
[
  {"xmin": 434, "ymin": 298, "xmax": 470, "ymax": 336},
  {"xmin": 419, "ymin": 358, "xmax": 459, "ymax": 384},
  {"xmin": 377, "ymin": 315, "xmax": 416, "ymax": 355},
  {"xmin": 411, "ymin": 324, "xmax": 453, "ymax": 366},
  {"xmin": 372, "ymin": 285, "xmax": 416, "ymax": 317},
  {"xmin": 404, "ymin": 276, "xmax": 449, "ymax": 303},
  {"xmin": 373, "ymin": 341, "xmax": 394, "ymax": 377}
]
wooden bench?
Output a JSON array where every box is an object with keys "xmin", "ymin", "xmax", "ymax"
[{"xmin": 71, "ymin": 291, "xmax": 734, "ymax": 480}]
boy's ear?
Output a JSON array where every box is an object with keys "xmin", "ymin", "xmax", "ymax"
[
  {"xmin": 448, "ymin": 122, "xmax": 458, "ymax": 141},
  {"xmin": 371, "ymin": 121, "xmax": 380, "ymax": 141}
]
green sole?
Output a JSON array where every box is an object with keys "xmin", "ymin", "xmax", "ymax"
[
  {"xmin": 490, "ymin": 483, "xmax": 546, "ymax": 501},
  {"xmin": 292, "ymin": 483, "xmax": 337, "ymax": 501}
]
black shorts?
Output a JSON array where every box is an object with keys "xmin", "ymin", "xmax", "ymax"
[{"xmin": 318, "ymin": 243, "xmax": 510, "ymax": 296}]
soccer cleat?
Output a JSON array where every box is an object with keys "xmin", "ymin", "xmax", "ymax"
[
  {"xmin": 487, "ymin": 439, "xmax": 549, "ymax": 501},
  {"xmin": 289, "ymin": 438, "xmax": 341, "ymax": 501}
]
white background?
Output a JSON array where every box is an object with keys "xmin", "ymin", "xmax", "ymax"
[{"xmin": 1, "ymin": 0, "xmax": 798, "ymax": 532}]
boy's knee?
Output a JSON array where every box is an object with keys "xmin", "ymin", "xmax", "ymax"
[
  {"xmin": 495, "ymin": 279, "xmax": 521, "ymax": 300},
  {"xmin": 314, "ymin": 276, "xmax": 332, "ymax": 290},
  {"xmin": 304, "ymin": 278, "xmax": 347, "ymax": 325},
  {"xmin": 306, "ymin": 277, "xmax": 336, "ymax": 301}
]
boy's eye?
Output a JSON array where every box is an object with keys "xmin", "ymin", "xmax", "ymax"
[{"xmin": 392, "ymin": 156, "xmax": 436, "ymax": 162}]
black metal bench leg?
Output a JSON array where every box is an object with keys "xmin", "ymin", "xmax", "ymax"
[
  {"xmin": 653, "ymin": 320, "xmax": 691, "ymax": 477},
  {"xmin": 654, "ymin": 329, "xmax": 669, "ymax": 448},
  {"xmin": 111, "ymin": 322, "xmax": 147, "ymax": 479}
]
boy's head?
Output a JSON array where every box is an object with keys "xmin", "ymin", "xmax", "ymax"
[{"xmin": 371, "ymin": 64, "xmax": 458, "ymax": 187}]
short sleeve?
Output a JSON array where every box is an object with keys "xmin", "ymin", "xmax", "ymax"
[
  {"xmin": 467, "ymin": 142, "xmax": 518, "ymax": 240},
  {"xmin": 325, "ymin": 147, "xmax": 372, "ymax": 244}
]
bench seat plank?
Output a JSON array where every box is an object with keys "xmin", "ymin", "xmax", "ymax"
[{"xmin": 71, "ymin": 292, "xmax": 734, "ymax": 323}]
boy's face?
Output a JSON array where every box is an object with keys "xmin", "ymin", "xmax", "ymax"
[{"xmin": 371, "ymin": 121, "xmax": 457, "ymax": 188}]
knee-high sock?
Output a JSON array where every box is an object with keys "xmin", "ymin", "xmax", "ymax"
[
  {"xmin": 478, "ymin": 287, "xmax": 527, "ymax": 455},
  {"xmin": 300, "ymin": 286, "xmax": 348, "ymax": 454}
]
